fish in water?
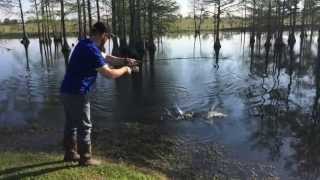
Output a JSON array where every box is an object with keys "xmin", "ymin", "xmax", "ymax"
[
  {"xmin": 175, "ymin": 104, "xmax": 184, "ymax": 117},
  {"xmin": 206, "ymin": 111, "xmax": 227, "ymax": 119},
  {"xmin": 162, "ymin": 104, "xmax": 227, "ymax": 121}
]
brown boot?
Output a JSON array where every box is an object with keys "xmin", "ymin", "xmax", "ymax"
[
  {"xmin": 78, "ymin": 143, "xmax": 101, "ymax": 166},
  {"xmin": 63, "ymin": 137, "xmax": 80, "ymax": 162}
]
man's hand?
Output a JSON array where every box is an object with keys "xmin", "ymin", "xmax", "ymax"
[
  {"xmin": 131, "ymin": 66, "xmax": 140, "ymax": 73},
  {"xmin": 97, "ymin": 65, "xmax": 132, "ymax": 79},
  {"xmin": 126, "ymin": 58, "xmax": 139, "ymax": 67}
]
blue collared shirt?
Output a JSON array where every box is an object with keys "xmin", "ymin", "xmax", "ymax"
[{"xmin": 60, "ymin": 39, "xmax": 107, "ymax": 95}]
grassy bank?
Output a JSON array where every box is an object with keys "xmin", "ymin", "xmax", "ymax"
[
  {"xmin": 0, "ymin": 151, "xmax": 166, "ymax": 180},
  {"xmin": 0, "ymin": 122, "xmax": 281, "ymax": 179}
]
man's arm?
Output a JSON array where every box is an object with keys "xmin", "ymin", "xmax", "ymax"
[
  {"xmin": 105, "ymin": 55, "xmax": 138, "ymax": 67},
  {"xmin": 96, "ymin": 65, "xmax": 131, "ymax": 79},
  {"xmin": 106, "ymin": 55, "xmax": 125, "ymax": 62}
]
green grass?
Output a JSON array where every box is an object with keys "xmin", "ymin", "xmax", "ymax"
[{"xmin": 0, "ymin": 152, "xmax": 166, "ymax": 180}]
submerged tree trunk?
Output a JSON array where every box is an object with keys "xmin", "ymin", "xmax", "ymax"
[
  {"xmin": 18, "ymin": 0, "xmax": 30, "ymax": 69},
  {"xmin": 249, "ymin": 0, "xmax": 256, "ymax": 50},
  {"xmin": 41, "ymin": 1, "xmax": 49, "ymax": 64},
  {"xmin": 275, "ymin": 0, "xmax": 284, "ymax": 49},
  {"xmin": 60, "ymin": 0, "xmax": 70, "ymax": 68},
  {"xmin": 197, "ymin": 9, "xmax": 204, "ymax": 36},
  {"xmin": 288, "ymin": 0, "xmax": 297, "ymax": 49},
  {"xmin": 34, "ymin": 0, "xmax": 44, "ymax": 65},
  {"xmin": 265, "ymin": 0, "xmax": 272, "ymax": 57},
  {"xmin": 18, "ymin": 0, "xmax": 27, "ymax": 42},
  {"xmin": 44, "ymin": 2, "xmax": 53, "ymax": 61},
  {"xmin": 214, "ymin": 1, "xmax": 221, "ymax": 52},
  {"xmin": 147, "ymin": 0, "xmax": 156, "ymax": 56},
  {"xmin": 193, "ymin": 0, "xmax": 197, "ymax": 35}
]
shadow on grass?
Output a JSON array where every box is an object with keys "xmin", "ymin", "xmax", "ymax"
[{"xmin": 0, "ymin": 161, "xmax": 75, "ymax": 180}]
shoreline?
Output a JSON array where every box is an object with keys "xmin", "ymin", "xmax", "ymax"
[
  {"xmin": 0, "ymin": 125, "xmax": 279, "ymax": 179},
  {"xmin": 0, "ymin": 24, "xmax": 318, "ymax": 39}
]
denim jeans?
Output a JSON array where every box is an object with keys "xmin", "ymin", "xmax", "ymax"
[{"xmin": 61, "ymin": 94, "xmax": 92, "ymax": 145}]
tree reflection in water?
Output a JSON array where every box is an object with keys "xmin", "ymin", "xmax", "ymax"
[{"xmin": 245, "ymin": 34, "xmax": 320, "ymax": 179}]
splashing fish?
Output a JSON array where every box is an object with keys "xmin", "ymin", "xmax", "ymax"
[{"xmin": 162, "ymin": 104, "xmax": 227, "ymax": 121}]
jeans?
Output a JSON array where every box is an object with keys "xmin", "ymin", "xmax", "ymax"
[{"xmin": 61, "ymin": 94, "xmax": 92, "ymax": 146}]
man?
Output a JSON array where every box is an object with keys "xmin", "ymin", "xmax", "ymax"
[{"xmin": 60, "ymin": 22, "xmax": 137, "ymax": 166}]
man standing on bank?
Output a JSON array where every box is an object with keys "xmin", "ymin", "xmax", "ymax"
[{"xmin": 60, "ymin": 22, "xmax": 137, "ymax": 166}]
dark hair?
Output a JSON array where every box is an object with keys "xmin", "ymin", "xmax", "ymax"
[{"xmin": 90, "ymin": 22, "xmax": 111, "ymax": 36}]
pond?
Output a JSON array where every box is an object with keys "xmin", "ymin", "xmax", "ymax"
[{"xmin": 0, "ymin": 32, "xmax": 319, "ymax": 179}]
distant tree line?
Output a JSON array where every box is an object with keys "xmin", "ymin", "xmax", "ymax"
[
  {"xmin": 1, "ymin": 18, "xmax": 18, "ymax": 24},
  {"xmin": 0, "ymin": 0, "xmax": 179, "ymax": 65},
  {"xmin": 191, "ymin": 0, "xmax": 320, "ymax": 57}
]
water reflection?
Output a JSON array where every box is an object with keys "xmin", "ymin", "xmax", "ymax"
[
  {"xmin": 245, "ymin": 32, "xmax": 319, "ymax": 179},
  {"xmin": 0, "ymin": 32, "xmax": 319, "ymax": 179}
]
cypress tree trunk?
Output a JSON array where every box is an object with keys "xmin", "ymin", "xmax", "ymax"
[
  {"xmin": 41, "ymin": 1, "xmax": 49, "ymax": 64},
  {"xmin": 315, "ymin": 29, "xmax": 320, "ymax": 119},
  {"xmin": 289, "ymin": 0, "xmax": 297, "ymax": 47},
  {"xmin": 129, "ymin": 0, "xmax": 136, "ymax": 48},
  {"xmin": 111, "ymin": 0, "xmax": 119, "ymax": 55},
  {"xmin": 60, "ymin": 0, "xmax": 70, "ymax": 68},
  {"xmin": 82, "ymin": 0, "xmax": 87, "ymax": 37},
  {"xmin": 147, "ymin": 0, "xmax": 156, "ymax": 63},
  {"xmin": 147, "ymin": 0, "xmax": 155, "ymax": 55},
  {"xmin": 193, "ymin": 0, "xmax": 197, "ymax": 35},
  {"xmin": 265, "ymin": 0, "xmax": 272, "ymax": 57},
  {"xmin": 318, "ymin": 29, "xmax": 320, "ymax": 56},
  {"xmin": 244, "ymin": 0, "xmax": 247, "ymax": 33},
  {"xmin": 18, "ymin": 0, "xmax": 29, "ymax": 46},
  {"xmin": 214, "ymin": 0, "xmax": 221, "ymax": 53},
  {"xmin": 275, "ymin": 0, "xmax": 284, "ymax": 49},
  {"xmin": 300, "ymin": 0, "xmax": 306, "ymax": 41},
  {"xmin": 77, "ymin": 0, "xmax": 83, "ymax": 39},
  {"xmin": 48, "ymin": 2, "xmax": 56, "ymax": 40},
  {"xmin": 309, "ymin": 8, "xmax": 315, "ymax": 43},
  {"xmin": 18, "ymin": 0, "xmax": 30, "ymax": 69},
  {"xmin": 87, "ymin": 0, "xmax": 92, "ymax": 31},
  {"xmin": 129, "ymin": 0, "xmax": 143, "ymax": 59},
  {"xmin": 45, "ymin": 2, "xmax": 53, "ymax": 61},
  {"xmin": 119, "ymin": 0, "xmax": 128, "ymax": 56},
  {"xmin": 142, "ymin": 1, "xmax": 147, "ymax": 37},
  {"xmin": 249, "ymin": 0, "xmax": 256, "ymax": 50},
  {"xmin": 34, "ymin": 0, "xmax": 44, "ymax": 66},
  {"xmin": 135, "ymin": 0, "xmax": 144, "ymax": 59},
  {"xmin": 96, "ymin": 0, "xmax": 100, "ymax": 22}
]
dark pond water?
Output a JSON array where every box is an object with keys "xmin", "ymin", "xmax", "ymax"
[{"xmin": 0, "ymin": 32, "xmax": 319, "ymax": 179}]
